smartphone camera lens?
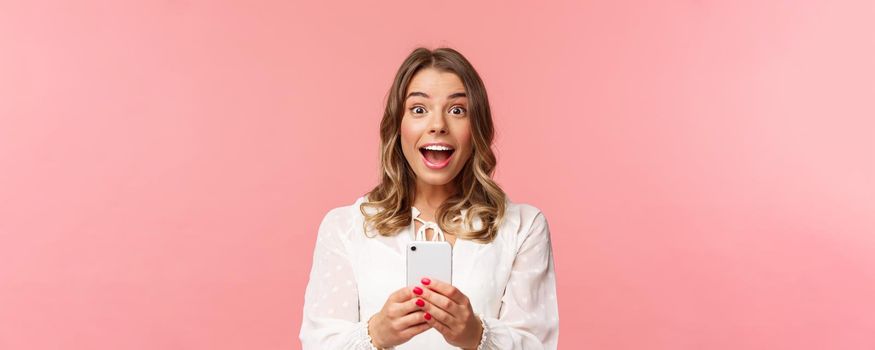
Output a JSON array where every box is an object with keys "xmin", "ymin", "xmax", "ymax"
[{"xmin": 411, "ymin": 246, "xmax": 417, "ymax": 252}]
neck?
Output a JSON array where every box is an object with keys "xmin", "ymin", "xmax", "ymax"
[{"xmin": 412, "ymin": 178, "xmax": 456, "ymax": 212}]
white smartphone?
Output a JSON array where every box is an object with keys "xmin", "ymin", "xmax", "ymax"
[{"xmin": 406, "ymin": 241, "xmax": 452, "ymax": 286}]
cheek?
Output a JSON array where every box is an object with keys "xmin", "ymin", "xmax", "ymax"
[
  {"xmin": 399, "ymin": 118, "xmax": 419, "ymax": 157},
  {"xmin": 399, "ymin": 118, "xmax": 414, "ymax": 141},
  {"xmin": 455, "ymin": 121, "xmax": 474, "ymax": 155}
]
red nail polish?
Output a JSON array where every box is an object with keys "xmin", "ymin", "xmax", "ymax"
[
  {"xmin": 413, "ymin": 286, "xmax": 423, "ymax": 295},
  {"xmin": 421, "ymin": 277, "xmax": 431, "ymax": 285},
  {"xmin": 424, "ymin": 312, "xmax": 432, "ymax": 320},
  {"xmin": 416, "ymin": 299, "xmax": 425, "ymax": 307}
]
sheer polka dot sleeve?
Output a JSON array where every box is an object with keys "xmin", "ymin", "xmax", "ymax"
[
  {"xmin": 480, "ymin": 211, "xmax": 559, "ymax": 349},
  {"xmin": 299, "ymin": 208, "xmax": 379, "ymax": 349}
]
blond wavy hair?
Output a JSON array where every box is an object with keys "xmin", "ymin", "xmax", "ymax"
[{"xmin": 359, "ymin": 47, "xmax": 507, "ymax": 243}]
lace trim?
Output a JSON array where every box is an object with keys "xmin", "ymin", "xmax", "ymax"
[
  {"xmin": 361, "ymin": 318, "xmax": 380, "ymax": 350},
  {"xmin": 476, "ymin": 313, "xmax": 490, "ymax": 350}
]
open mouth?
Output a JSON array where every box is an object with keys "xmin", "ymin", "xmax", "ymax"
[{"xmin": 419, "ymin": 145, "xmax": 455, "ymax": 169}]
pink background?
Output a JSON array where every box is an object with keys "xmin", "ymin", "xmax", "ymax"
[{"xmin": 2, "ymin": 1, "xmax": 874, "ymax": 349}]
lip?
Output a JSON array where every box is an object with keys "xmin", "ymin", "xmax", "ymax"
[
  {"xmin": 419, "ymin": 142, "xmax": 455, "ymax": 149},
  {"xmin": 421, "ymin": 151, "xmax": 453, "ymax": 169},
  {"xmin": 419, "ymin": 146, "xmax": 454, "ymax": 170}
]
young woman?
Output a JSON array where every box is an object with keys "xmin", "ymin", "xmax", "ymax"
[{"xmin": 300, "ymin": 47, "xmax": 559, "ymax": 349}]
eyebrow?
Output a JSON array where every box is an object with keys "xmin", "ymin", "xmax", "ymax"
[{"xmin": 405, "ymin": 91, "xmax": 468, "ymax": 100}]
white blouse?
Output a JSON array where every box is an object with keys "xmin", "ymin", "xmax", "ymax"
[{"xmin": 299, "ymin": 195, "xmax": 559, "ymax": 349}]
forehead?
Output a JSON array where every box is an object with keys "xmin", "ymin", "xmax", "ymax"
[{"xmin": 406, "ymin": 68, "xmax": 466, "ymax": 96}]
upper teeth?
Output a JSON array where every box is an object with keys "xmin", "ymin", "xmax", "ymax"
[{"xmin": 422, "ymin": 145, "xmax": 453, "ymax": 151}]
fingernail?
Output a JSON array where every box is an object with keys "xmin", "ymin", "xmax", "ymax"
[
  {"xmin": 421, "ymin": 277, "xmax": 431, "ymax": 285},
  {"xmin": 416, "ymin": 299, "xmax": 425, "ymax": 307},
  {"xmin": 413, "ymin": 286, "xmax": 423, "ymax": 295},
  {"xmin": 424, "ymin": 312, "xmax": 432, "ymax": 320}
]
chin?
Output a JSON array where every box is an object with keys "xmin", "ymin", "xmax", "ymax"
[{"xmin": 416, "ymin": 171, "xmax": 457, "ymax": 186}]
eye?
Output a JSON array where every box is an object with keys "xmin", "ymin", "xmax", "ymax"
[
  {"xmin": 410, "ymin": 106, "xmax": 427, "ymax": 115},
  {"xmin": 449, "ymin": 106, "xmax": 466, "ymax": 116}
]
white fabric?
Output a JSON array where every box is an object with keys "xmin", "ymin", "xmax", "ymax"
[
  {"xmin": 299, "ymin": 195, "xmax": 559, "ymax": 349},
  {"xmin": 413, "ymin": 214, "xmax": 447, "ymax": 242}
]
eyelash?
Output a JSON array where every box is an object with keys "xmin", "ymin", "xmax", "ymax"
[{"xmin": 409, "ymin": 105, "xmax": 467, "ymax": 116}]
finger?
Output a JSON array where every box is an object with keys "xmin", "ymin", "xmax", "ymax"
[
  {"xmin": 388, "ymin": 297, "xmax": 425, "ymax": 318},
  {"xmin": 420, "ymin": 288, "xmax": 459, "ymax": 315},
  {"xmin": 395, "ymin": 310, "xmax": 428, "ymax": 329},
  {"xmin": 419, "ymin": 297, "xmax": 457, "ymax": 326},
  {"xmin": 421, "ymin": 277, "xmax": 468, "ymax": 305},
  {"xmin": 398, "ymin": 321, "xmax": 431, "ymax": 339},
  {"xmin": 388, "ymin": 286, "xmax": 415, "ymax": 303},
  {"xmin": 424, "ymin": 311, "xmax": 453, "ymax": 337}
]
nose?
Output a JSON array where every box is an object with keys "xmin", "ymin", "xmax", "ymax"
[{"xmin": 428, "ymin": 115, "xmax": 448, "ymax": 135}]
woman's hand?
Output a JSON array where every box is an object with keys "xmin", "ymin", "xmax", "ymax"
[
  {"xmin": 414, "ymin": 277, "xmax": 484, "ymax": 350},
  {"xmin": 367, "ymin": 286, "xmax": 432, "ymax": 348}
]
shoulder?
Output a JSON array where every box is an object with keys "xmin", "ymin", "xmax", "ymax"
[
  {"xmin": 504, "ymin": 197, "xmax": 548, "ymax": 232},
  {"xmin": 316, "ymin": 195, "xmax": 370, "ymax": 239},
  {"xmin": 499, "ymin": 197, "xmax": 550, "ymax": 248},
  {"xmin": 508, "ymin": 199, "xmax": 545, "ymax": 221}
]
